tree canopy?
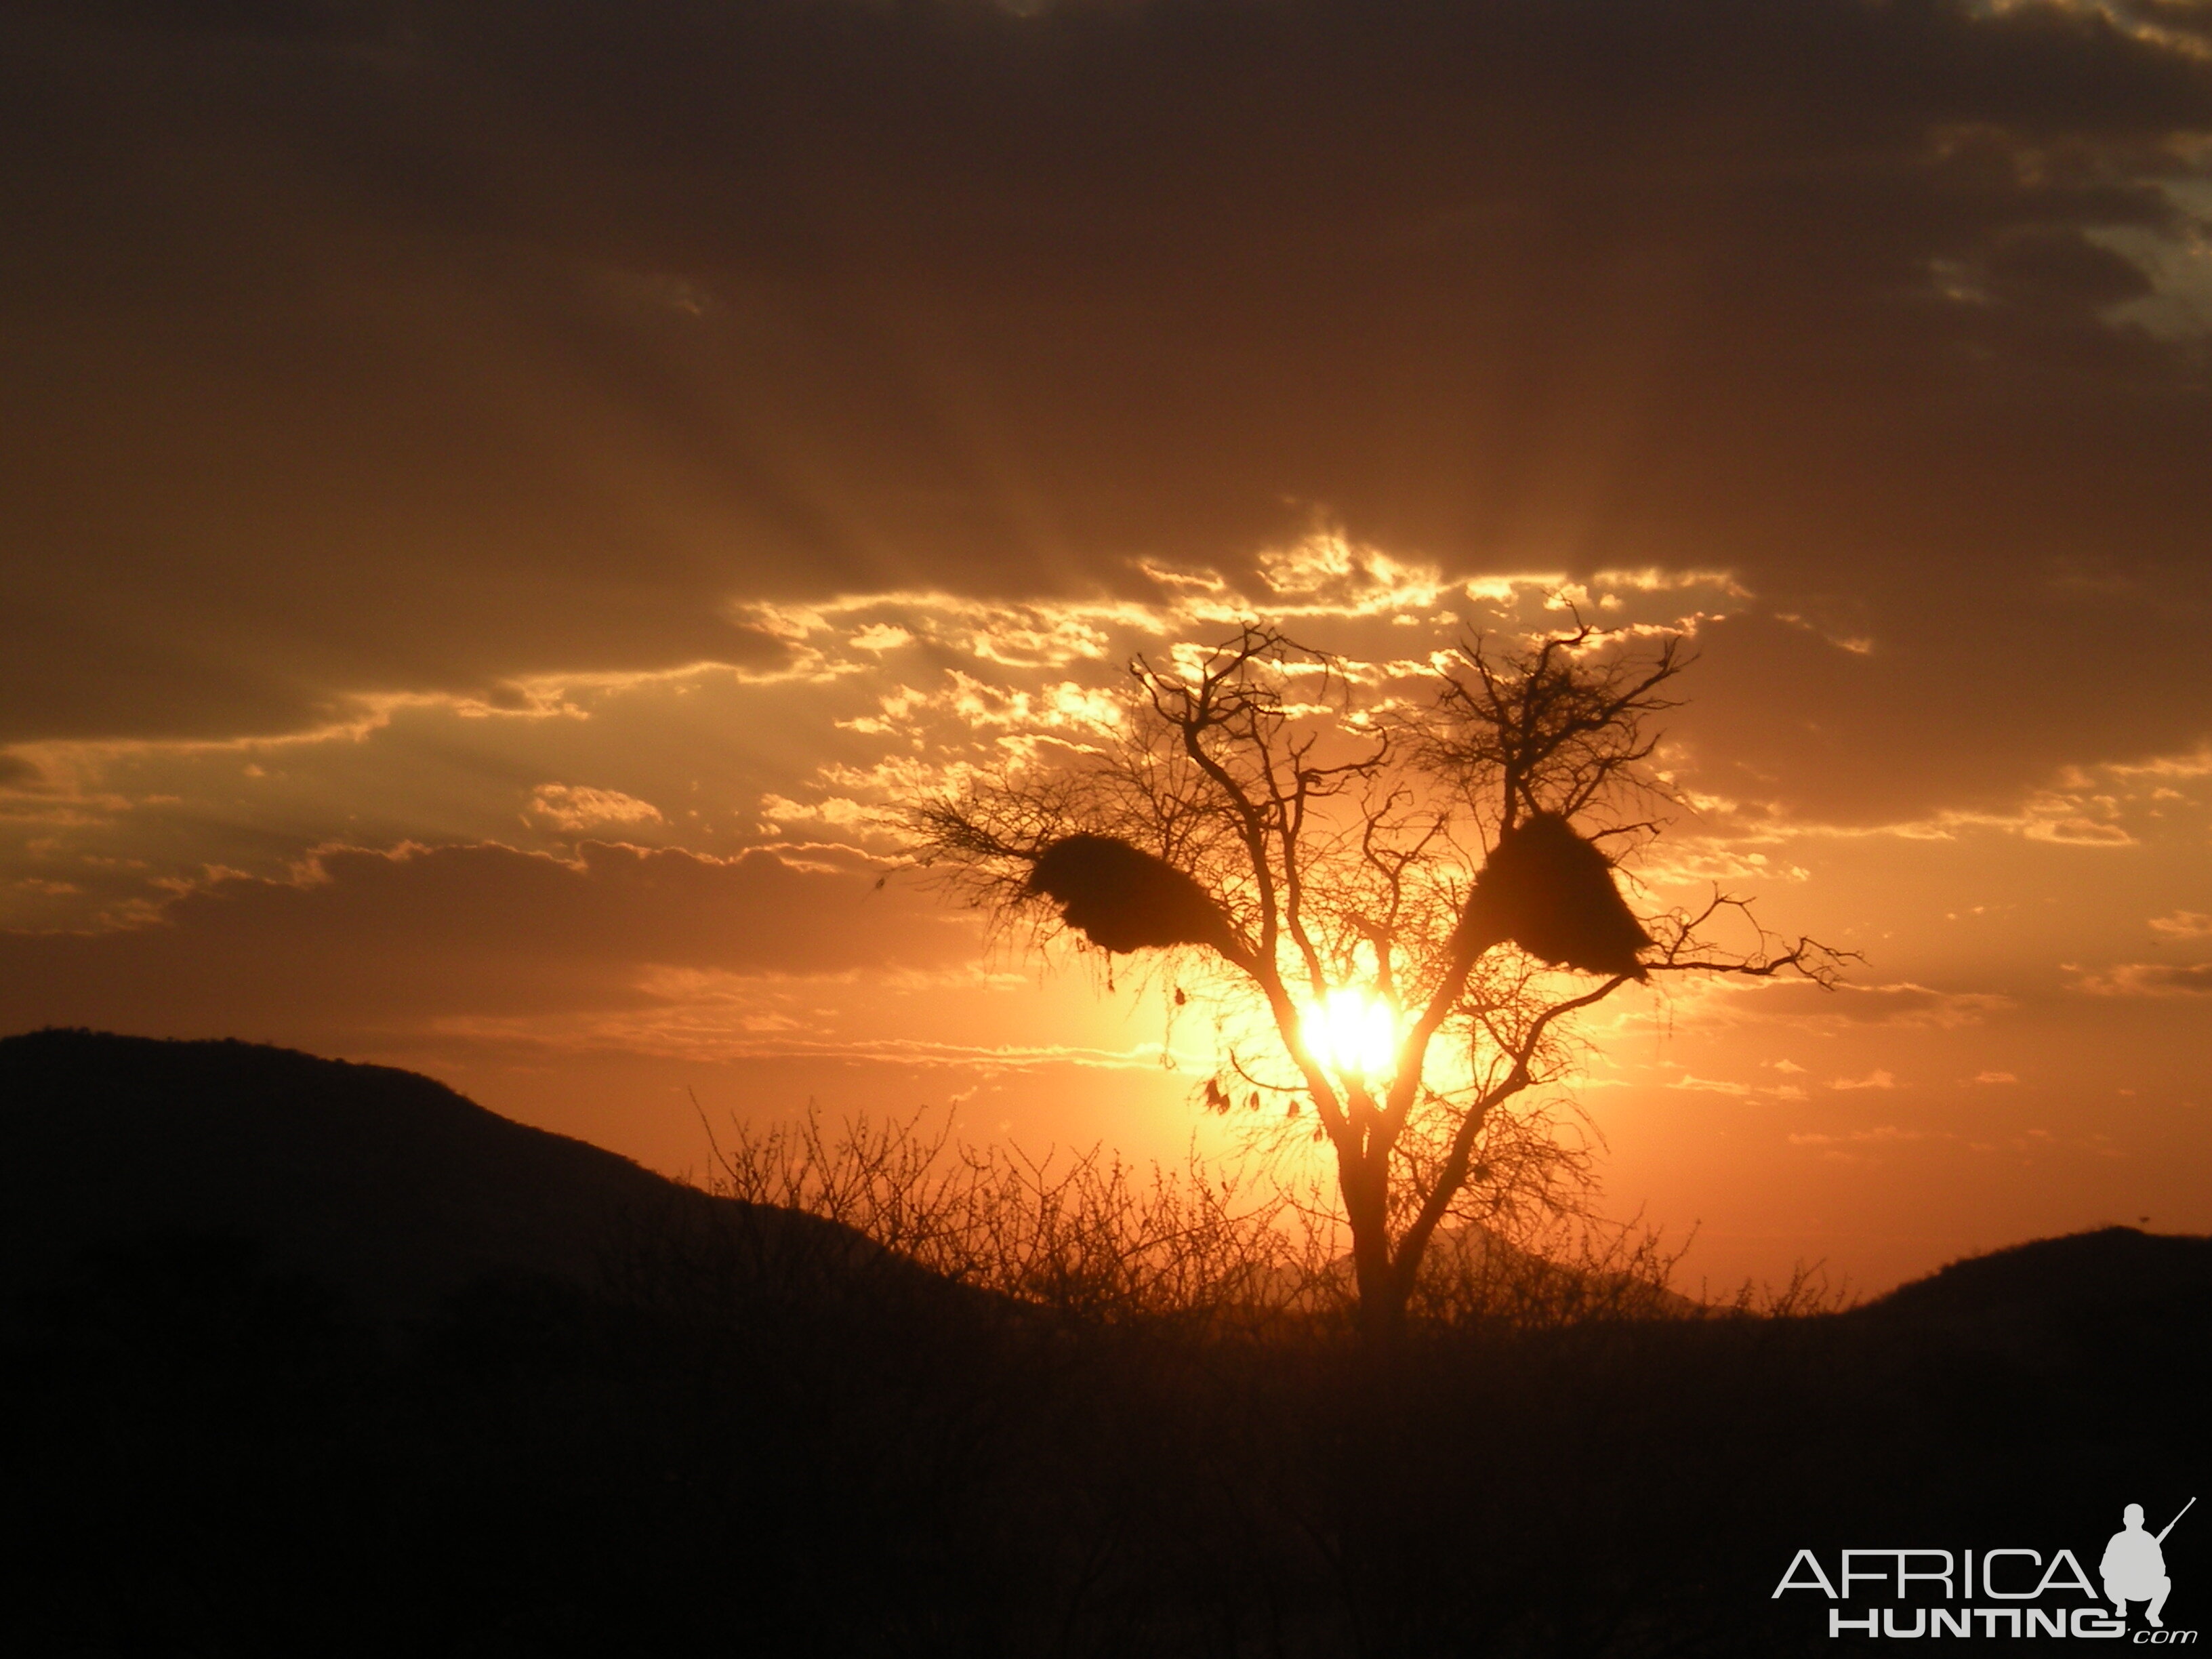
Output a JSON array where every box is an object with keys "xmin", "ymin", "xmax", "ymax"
[{"xmin": 912, "ymin": 623, "xmax": 1839, "ymax": 1340}]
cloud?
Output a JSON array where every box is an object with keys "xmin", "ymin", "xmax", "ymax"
[
  {"xmin": 409, "ymin": 1013, "xmax": 1187, "ymax": 1070},
  {"xmin": 1689, "ymin": 979, "xmax": 2014, "ymax": 1030},
  {"xmin": 3, "ymin": 0, "xmax": 2210, "ymax": 828},
  {"xmin": 1666, "ymin": 612, "xmax": 2211, "ymax": 833},
  {"xmin": 1789, "ymin": 1124, "xmax": 1928, "ymax": 1146},
  {"xmin": 2072, "ymin": 961, "xmax": 2212, "ymax": 996},
  {"xmin": 2095, "ymin": 177, "xmax": 2212, "ymax": 339},
  {"xmin": 1665, "ymin": 1072, "xmax": 1755, "ymax": 1097},
  {"xmin": 1, "ymin": 554, "xmax": 1729, "ymax": 914},
  {"xmin": 2150, "ymin": 910, "xmax": 2212, "ymax": 940},
  {"xmin": 1657, "ymin": 1063, "xmax": 1807, "ymax": 1101},
  {"xmin": 0, "ymin": 840, "xmax": 977, "ymax": 1038},
  {"xmin": 1830, "ymin": 1069, "xmax": 1900, "ymax": 1091},
  {"xmin": 2022, "ymin": 815, "xmax": 2137, "ymax": 846},
  {"xmin": 1967, "ymin": 1069, "xmax": 2020, "ymax": 1085},
  {"xmin": 1784, "ymin": 1123, "xmax": 1952, "ymax": 1165},
  {"xmin": 528, "ymin": 784, "xmax": 664, "ymax": 832}
]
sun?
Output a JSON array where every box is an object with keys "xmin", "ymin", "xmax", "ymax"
[{"xmin": 1309, "ymin": 986, "xmax": 1399, "ymax": 1082}]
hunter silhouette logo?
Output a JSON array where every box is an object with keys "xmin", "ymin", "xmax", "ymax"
[
  {"xmin": 2106, "ymin": 1499, "xmax": 2193, "ymax": 1631},
  {"xmin": 1774, "ymin": 1496, "xmax": 2198, "ymax": 1641}
]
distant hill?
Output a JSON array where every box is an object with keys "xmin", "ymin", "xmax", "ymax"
[
  {"xmin": 0, "ymin": 1027, "xmax": 890, "ymax": 1323},
  {"xmin": 1863, "ymin": 1224, "xmax": 2212, "ymax": 1317},
  {"xmin": 1848, "ymin": 1223, "xmax": 2212, "ymax": 1365}
]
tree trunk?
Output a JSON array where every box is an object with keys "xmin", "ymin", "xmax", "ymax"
[{"xmin": 1343, "ymin": 1152, "xmax": 1407, "ymax": 1351}]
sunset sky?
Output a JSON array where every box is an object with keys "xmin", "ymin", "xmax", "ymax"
[{"xmin": 4, "ymin": 0, "xmax": 2209, "ymax": 1294}]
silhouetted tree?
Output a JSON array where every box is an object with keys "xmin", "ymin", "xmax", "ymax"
[{"xmin": 913, "ymin": 623, "xmax": 1839, "ymax": 1345}]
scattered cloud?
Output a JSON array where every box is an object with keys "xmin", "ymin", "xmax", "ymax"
[
  {"xmin": 2094, "ymin": 178, "xmax": 2212, "ymax": 341},
  {"xmin": 2151, "ymin": 910, "xmax": 2212, "ymax": 941},
  {"xmin": 1686, "ymin": 980, "xmax": 2013, "ymax": 1031},
  {"xmin": 2072, "ymin": 962, "xmax": 2212, "ymax": 997},
  {"xmin": 1657, "ymin": 1063, "xmax": 1811, "ymax": 1102},
  {"xmin": 2022, "ymin": 815, "xmax": 2137, "ymax": 846},
  {"xmin": 1786, "ymin": 1123, "xmax": 1953, "ymax": 1164},
  {"xmin": 1830, "ymin": 1069, "xmax": 1900, "ymax": 1091},
  {"xmin": 1789, "ymin": 1124, "xmax": 1929, "ymax": 1147},
  {"xmin": 529, "ymin": 784, "xmax": 664, "ymax": 832},
  {"xmin": 0, "ymin": 840, "xmax": 978, "ymax": 1040},
  {"xmin": 1666, "ymin": 1073, "xmax": 1756, "ymax": 1097}
]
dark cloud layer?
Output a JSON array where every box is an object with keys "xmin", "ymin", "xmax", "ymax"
[
  {"xmin": 0, "ymin": 842, "xmax": 970, "ymax": 1034},
  {"xmin": 1673, "ymin": 605, "xmax": 2202, "ymax": 825},
  {"xmin": 5, "ymin": 0, "xmax": 2209, "ymax": 817}
]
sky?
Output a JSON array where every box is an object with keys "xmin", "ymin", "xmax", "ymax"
[{"xmin": 3, "ymin": 0, "xmax": 2209, "ymax": 1295}]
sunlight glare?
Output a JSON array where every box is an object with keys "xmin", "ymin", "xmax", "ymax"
[{"xmin": 1310, "ymin": 986, "xmax": 1399, "ymax": 1082}]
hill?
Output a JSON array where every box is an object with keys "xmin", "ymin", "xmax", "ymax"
[
  {"xmin": 1861, "ymin": 1223, "xmax": 2212, "ymax": 1325},
  {"xmin": 0, "ymin": 1026, "xmax": 890, "ymax": 1324}
]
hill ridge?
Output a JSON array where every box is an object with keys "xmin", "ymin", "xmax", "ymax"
[{"xmin": 0, "ymin": 1027, "xmax": 819, "ymax": 1322}]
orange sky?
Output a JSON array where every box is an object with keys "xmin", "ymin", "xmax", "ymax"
[{"xmin": 3, "ymin": 0, "xmax": 2209, "ymax": 1294}]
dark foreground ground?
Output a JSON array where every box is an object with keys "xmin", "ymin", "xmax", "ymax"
[{"xmin": 2, "ymin": 1030, "xmax": 2205, "ymax": 1657}]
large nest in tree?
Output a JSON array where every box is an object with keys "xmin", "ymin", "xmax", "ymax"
[
  {"xmin": 1027, "ymin": 835, "xmax": 1237, "ymax": 956},
  {"xmin": 1467, "ymin": 812, "xmax": 1652, "ymax": 979}
]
